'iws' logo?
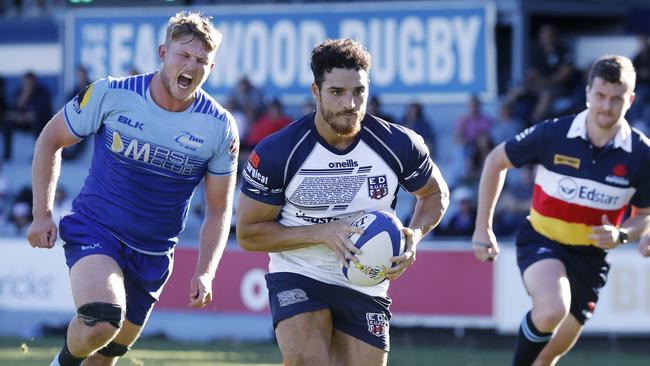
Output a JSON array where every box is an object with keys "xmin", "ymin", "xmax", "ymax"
[
  {"xmin": 175, "ymin": 131, "xmax": 205, "ymax": 150},
  {"xmin": 368, "ymin": 175, "xmax": 388, "ymax": 199}
]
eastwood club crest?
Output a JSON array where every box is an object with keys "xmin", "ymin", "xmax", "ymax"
[
  {"xmin": 368, "ymin": 175, "xmax": 388, "ymax": 199},
  {"xmin": 366, "ymin": 312, "xmax": 388, "ymax": 337}
]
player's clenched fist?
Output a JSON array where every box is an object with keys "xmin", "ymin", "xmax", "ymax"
[{"xmin": 26, "ymin": 217, "xmax": 57, "ymax": 249}]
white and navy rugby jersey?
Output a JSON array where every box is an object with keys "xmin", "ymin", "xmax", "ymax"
[
  {"xmin": 240, "ymin": 113, "xmax": 434, "ymax": 296},
  {"xmin": 505, "ymin": 110, "xmax": 650, "ymax": 247},
  {"xmin": 63, "ymin": 73, "xmax": 238, "ymax": 253}
]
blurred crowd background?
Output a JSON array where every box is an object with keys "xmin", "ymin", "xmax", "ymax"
[{"xmin": 2, "ymin": 0, "xmax": 650, "ymax": 244}]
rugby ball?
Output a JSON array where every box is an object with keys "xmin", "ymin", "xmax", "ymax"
[{"xmin": 342, "ymin": 211, "xmax": 406, "ymax": 286}]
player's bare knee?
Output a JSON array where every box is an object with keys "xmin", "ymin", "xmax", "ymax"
[
  {"xmin": 534, "ymin": 304, "xmax": 568, "ymax": 330},
  {"xmin": 82, "ymin": 322, "xmax": 120, "ymax": 346},
  {"xmin": 76, "ymin": 302, "xmax": 125, "ymax": 345}
]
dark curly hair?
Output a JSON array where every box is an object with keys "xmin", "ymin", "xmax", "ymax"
[{"xmin": 310, "ymin": 38, "xmax": 371, "ymax": 89}]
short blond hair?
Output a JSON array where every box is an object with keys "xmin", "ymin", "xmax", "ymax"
[{"xmin": 165, "ymin": 11, "xmax": 222, "ymax": 52}]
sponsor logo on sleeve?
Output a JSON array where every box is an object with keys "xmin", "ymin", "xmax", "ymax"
[
  {"xmin": 249, "ymin": 150, "xmax": 261, "ymax": 169},
  {"xmin": 515, "ymin": 126, "xmax": 536, "ymax": 142},
  {"xmin": 553, "ymin": 154, "xmax": 581, "ymax": 169},
  {"xmin": 228, "ymin": 135, "xmax": 240, "ymax": 162},
  {"xmin": 72, "ymin": 83, "xmax": 94, "ymax": 114},
  {"xmin": 244, "ymin": 159, "xmax": 268, "ymax": 185}
]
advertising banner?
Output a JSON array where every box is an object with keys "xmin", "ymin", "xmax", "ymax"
[{"xmin": 66, "ymin": 1, "xmax": 496, "ymax": 103}]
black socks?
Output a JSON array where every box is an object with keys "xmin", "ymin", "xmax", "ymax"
[{"xmin": 512, "ymin": 311, "xmax": 553, "ymax": 366}]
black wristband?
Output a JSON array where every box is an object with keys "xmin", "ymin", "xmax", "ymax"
[{"xmin": 618, "ymin": 228, "xmax": 629, "ymax": 244}]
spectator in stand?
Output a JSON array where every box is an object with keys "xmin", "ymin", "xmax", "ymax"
[
  {"xmin": 300, "ymin": 98, "xmax": 316, "ymax": 118},
  {"xmin": 367, "ymin": 95, "xmax": 394, "ymax": 123},
  {"xmin": 630, "ymin": 34, "xmax": 650, "ymax": 132},
  {"xmin": 530, "ymin": 24, "xmax": 578, "ymax": 122},
  {"xmin": 504, "ymin": 24, "xmax": 578, "ymax": 124},
  {"xmin": 494, "ymin": 165, "xmax": 534, "ymax": 237},
  {"xmin": 491, "ymin": 102, "xmax": 523, "ymax": 144},
  {"xmin": 62, "ymin": 65, "xmax": 93, "ymax": 160},
  {"xmin": 243, "ymin": 98, "xmax": 291, "ymax": 149},
  {"xmin": 230, "ymin": 76, "xmax": 265, "ymax": 121},
  {"xmin": 224, "ymin": 97, "xmax": 250, "ymax": 174},
  {"xmin": 51, "ymin": 186, "xmax": 72, "ymax": 226},
  {"xmin": 128, "ymin": 65, "xmax": 141, "ymax": 76},
  {"xmin": 224, "ymin": 98, "xmax": 249, "ymax": 145},
  {"xmin": 445, "ymin": 195, "xmax": 476, "ymax": 237},
  {"xmin": 400, "ymin": 102, "xmax": 436, "ymax": 157},
  {"xmin": 3, "ymin": 71, "xmax": 52, "ymax": 161},
  {"xmin": 455, "ymin": 94, "xmax": 493, "ymax": 149},
  {"xmin": 9, "ymin": 185, "xmax": 33, "ymax": 233}
]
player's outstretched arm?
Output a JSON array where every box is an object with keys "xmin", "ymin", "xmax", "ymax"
[
  {"xmin": 27, "ymin": 110, "xmax": 81, "ymax": 249},
  {"xmin": 472, "ymin": 143, "xmax": 514, "ymax": 262},
  {"xmin": 189, "ymin": 173, "xmax": 237, "ymax": 308},
  {"xmin": 236, "ymin": 193, "xmax": 363, "ymax": 266}
]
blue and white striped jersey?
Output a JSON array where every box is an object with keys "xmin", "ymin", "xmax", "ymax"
[{"xmin": 62, "ymin": 73, "xmax": 238, "ymax": 253}]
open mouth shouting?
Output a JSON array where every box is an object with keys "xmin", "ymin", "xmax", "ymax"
[{"xmin": 178, "ymin": 72, "xmax": 194, "ymax": 90}]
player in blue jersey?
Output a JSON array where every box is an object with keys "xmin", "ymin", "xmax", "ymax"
[
  {"xmin": 26, "ymin": 12, "xmax": 238, "ymax": 366},
  {"xmin": 236, "ymin": 38, "xmax": 449, "ymax": 366},
  {"xmin": 472, "ymin": 55, "xmax": 650, "ymax": 366}
]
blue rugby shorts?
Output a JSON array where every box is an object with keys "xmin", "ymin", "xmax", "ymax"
[
  {"xmin": 59, "ymin": 213, "xmax": 173, "ymax": 326},
  {"xmin": 266, "ymin": 272, "xmax": 392, "ymax": 351},
  {"xmin": 516, "ymin": 224, "xmax": 609, "ymax": 324}
]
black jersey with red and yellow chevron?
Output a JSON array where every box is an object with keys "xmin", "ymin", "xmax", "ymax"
[{"xmin": 505, "ymin": 110, "xmax": 650, "ymax": 246}]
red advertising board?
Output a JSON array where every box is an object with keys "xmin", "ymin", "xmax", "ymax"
[{"xmin": 157, "ymin": 247, "xmax": 493, "ymax": 316}]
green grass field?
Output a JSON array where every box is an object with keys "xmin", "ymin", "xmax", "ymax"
[{"xmin": 2, "ymin": 334, "xmax": 649, "ymax": 366}]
